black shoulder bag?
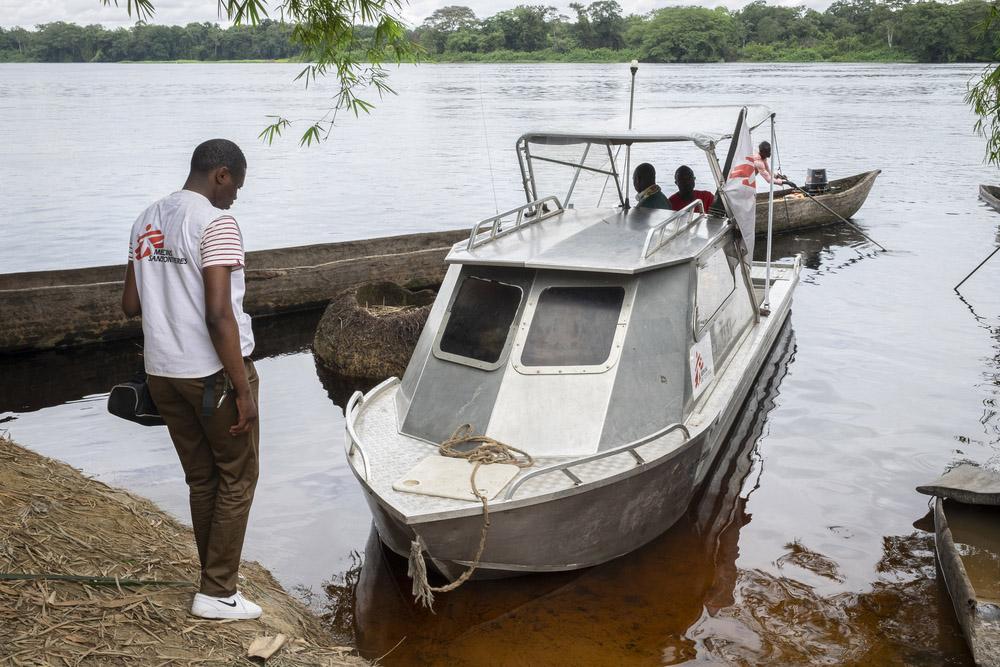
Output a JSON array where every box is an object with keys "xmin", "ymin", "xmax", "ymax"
[{"xmin": 107, "ymin": 372, "xmax": 166, "ymax": 427}]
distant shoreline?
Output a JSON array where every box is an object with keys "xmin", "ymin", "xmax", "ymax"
[{"xmin": 1, "ymin": 57, "xmax": 939, "ymax": 65}]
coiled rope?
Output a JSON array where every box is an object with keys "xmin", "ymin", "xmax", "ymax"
[{"xmin": 407, "ymin": 424, "xmax": 533, "ymax": 610}]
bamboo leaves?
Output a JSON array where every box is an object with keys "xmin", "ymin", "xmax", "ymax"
[
  {"xmin": 967, "ymin": 64, "xmax": 1000, "ymax": 166},
  {"xmin": 100, "ymin": 0, "xmax": 156, "ymax": 22},
  {"xmin": 103, "ymin": 0, "xmax": 418, "ymax": 146},
  {"xmin": 966, "ymin": 4, "xmax": 1000, "ymax": 166}
]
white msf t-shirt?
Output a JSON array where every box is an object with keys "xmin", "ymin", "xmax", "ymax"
[{"xmin": 128, "ymin": 190, "xmax": 254, "ymax": 378}]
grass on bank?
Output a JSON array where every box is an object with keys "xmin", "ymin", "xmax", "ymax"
[{"xmin": 0, "ymin": 435, "xmax": 368, "ymax": 666}]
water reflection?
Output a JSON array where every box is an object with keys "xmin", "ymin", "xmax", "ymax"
[
  {"xmin": 313, "ymin": 362, "xmax": 383, "ymax": 414},
  {"xmin": 322, "ymin": 323, "xmax": 797, "ymax": 665},
  {"xmin": 956, "ymin": 268, "xmax": 1000, "ymax": 459},
  {"xmin": 0, "ymin": 310, "xmax": 323, "ymax": 415},
  {"xmin": 689, "ymin": 530, "xmax": 971, "ymax": 666},
  {"xmin": 761, "ymin": 222, "xmax": 875, "ymax": 278}
]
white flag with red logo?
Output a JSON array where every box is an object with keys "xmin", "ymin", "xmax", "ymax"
[{"xmin": 723, "ymin": 112, "xmax": 757, "ymax": 260}]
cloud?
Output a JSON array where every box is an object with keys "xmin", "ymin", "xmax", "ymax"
[
  {"xmin": 0, "ymin": 0, "xmax": 233, "ymax": 28},
  {"xmin": 2, "ymin": 0, "xmax": 833, "ymax": 30}
]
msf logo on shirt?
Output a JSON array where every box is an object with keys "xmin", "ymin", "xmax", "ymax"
[
  {"xmin": 134, "ymin": 225, "xmax": 164, "ymax": 260},
  {"xmin": 135, "ymin": 224, "xmax": 188, "ymax": 265}
]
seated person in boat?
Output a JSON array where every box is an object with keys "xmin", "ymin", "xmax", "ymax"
[
  {"xmin": 752, "ymin": 141, "xmax": 787, "ymax": 186},
  {"xmin": 668, "ymin": 165, "xmax": 714, "ymax": 211},
  {"xmin": 632, "ymin": 162, "xmax": 671, "ymax": 210}
]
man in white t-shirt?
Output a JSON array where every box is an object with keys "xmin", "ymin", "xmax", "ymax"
[{"xmin": 122, "ymin": 139, "xmax": 262, "ymax": 620}]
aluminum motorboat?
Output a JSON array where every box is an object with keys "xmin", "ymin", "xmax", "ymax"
[{"xmin": 343, "ymin": 105, "xmax": 801, "ymax": 582}]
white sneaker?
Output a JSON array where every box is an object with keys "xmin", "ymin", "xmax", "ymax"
[{"xmin": 190, "ymin": 591, "xmax": 262, "ymax": 620}]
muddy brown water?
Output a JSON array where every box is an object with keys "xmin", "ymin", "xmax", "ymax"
[
  {"xmin": 945, "ymin": 500, "xmax": 1000, "ymax": 604},
  {"xmin": 4, "ymin": 63, "xmax": 1000, "ymax": 664}
]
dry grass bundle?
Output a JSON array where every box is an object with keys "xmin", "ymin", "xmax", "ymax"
[
  {"xmin": 313, "ymin": 282, "xmax": 435, "ymax": 379},
  {"xmin": 0, "ymin": 436, "xmax": 368, "ymax": 666}
]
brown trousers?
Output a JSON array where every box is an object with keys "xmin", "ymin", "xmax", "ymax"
[{"xmin": 147, "ymin": 360, "xmax": 259, "ymax": 597}]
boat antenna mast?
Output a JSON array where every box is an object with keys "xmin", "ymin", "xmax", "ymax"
[
  {"xmin": 762, "ymin": 114, "xmax": 777, "ymax": 314},
  {"xmin": 624, "ymin": 59, "xmax": 638, "ymax": 211}
]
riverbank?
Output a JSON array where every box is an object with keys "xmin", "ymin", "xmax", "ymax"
[
  {"xmin": 0, "ymin": 435, "xmax": 368, "ymax": 666},
  {"xmin": 0, "ymin": 53, "xmax": 934, "ymax": 64}
]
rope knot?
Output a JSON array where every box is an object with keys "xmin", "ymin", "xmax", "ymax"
[{"xmin": 405, "ymin": 424, "xmax": 533, "ymax": 610}]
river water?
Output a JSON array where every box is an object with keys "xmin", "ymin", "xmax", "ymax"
[{"xmin": 2, "ymin": 62, "xmax": 999, "ymax": 665}]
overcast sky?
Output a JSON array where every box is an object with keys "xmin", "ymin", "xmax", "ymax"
[{"xmin": 0, "ymin": 0, "xmax": 828, "ymax": 30}]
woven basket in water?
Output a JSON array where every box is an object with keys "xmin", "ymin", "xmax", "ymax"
[{"xmin": 313, "ymin": 282, "xmax": 435, "ymax": 379}]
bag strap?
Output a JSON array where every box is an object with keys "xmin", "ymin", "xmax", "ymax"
[{"xmin": 201, "ymin": 372, "xmax": 219, "ymax": 417}]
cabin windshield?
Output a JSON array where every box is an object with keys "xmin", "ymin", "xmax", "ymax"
[
  {"xmin": 521, "ymin": 286, "xmax": 625, "ymax": 367},
  {"xmin": 696, "ymin": 243, "xmax": 738, "ymax": 331},
  {"xmin": 438, "ymin": 276, "xmax": 522, "ymax": 365}
]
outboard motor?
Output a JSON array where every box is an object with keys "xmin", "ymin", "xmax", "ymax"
[{"xmin": 804, "ymin": 168, "xmax": 829, "ymax": 194}]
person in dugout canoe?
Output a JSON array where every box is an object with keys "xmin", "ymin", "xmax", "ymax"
[
  {"xmin": 632, "ymin": 162, "xmax": 671, "ymax": 209},
  {"xmin": 752, "ymin": 141, "xmax": 788, "ymax": 186}
]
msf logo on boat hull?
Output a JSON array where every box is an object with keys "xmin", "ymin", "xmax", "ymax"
[
  {"xmin": 689, "ymin": 333, "xmax": 715, "ymax": 400},
  {"xmin": 693, "ymin": 351, "xmax": 708, "ymax": 388}
]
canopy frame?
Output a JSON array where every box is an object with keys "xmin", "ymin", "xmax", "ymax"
[
  {"xmin": 514, "ymin": 105, "xmax": 779, "ymax": 324},
  {"xmin": 516, "ymin": 134, "xmax": 723, "ymax": 212}
]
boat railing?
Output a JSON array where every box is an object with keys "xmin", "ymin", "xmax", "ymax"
[
  {"xmin": 466, "ymin": 196, "xmax": 564, "ymax": 251},
  {"xmin": 640, "ymin": 200, "xmax": 706, "ymax": 259},
  {"xmin": 503, "ymin": 422, "xmax": 692, "ymax": 500},
  {"xmin": 344, "ymin": 377, "xmax": 399, "ymax": 482}
]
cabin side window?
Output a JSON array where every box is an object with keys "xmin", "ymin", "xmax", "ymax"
[
  {"xmin": 438, "ymin": 277, "xmax": 522, "ymax": 366},
  {"xmin": 521, "ymin": 286, "xmax": 625, "ymax": 367},
  {"xmin": 695, "ymin": 244, "xmax": 737, "ymax": 331}
]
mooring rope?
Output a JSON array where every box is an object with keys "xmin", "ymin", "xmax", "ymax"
[{"xmin": 407, "ymin": 424, "xmax": 533, "ymax": 610}]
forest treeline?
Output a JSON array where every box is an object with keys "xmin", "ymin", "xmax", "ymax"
[{"xmin": 2, "ymin": 0, "xmax": 998, "ymax": 64}]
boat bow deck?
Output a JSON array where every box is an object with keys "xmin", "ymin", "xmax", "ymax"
[{"xmin": 347, "ymin": 380, "xmax": 692, "ymax": 523}]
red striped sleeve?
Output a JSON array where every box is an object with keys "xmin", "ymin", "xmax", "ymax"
[{"xmin": 201, "ymin": 216, "xmax": 245, "ymax": 268}]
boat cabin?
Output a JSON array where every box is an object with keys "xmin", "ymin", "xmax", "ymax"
[
  {"xmin": 392, "ymin": 110, "xmax": 775, "ymax": 460},
  {"xmin": 395, "ymin": 182, "xmax": 758, "ymax": 459}
]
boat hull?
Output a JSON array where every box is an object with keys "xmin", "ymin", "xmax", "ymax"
[
  {"xmin": 364, "ymin": 429, "xmax": 708, "ymax": 578},
  {"xmin": 980, "ymin": 184, "xmax": 1000, "ymax": 214},
  {"xmin": 754, "ymin": 170, "xmax": 880, "ymax": 234},
  {"xmin": 933, "ymin": 498, "xmax": 1000, "ymax": 667},
  {"xmin": 0, "ymin": 229, "xmax": 466, "ymax": 354}
]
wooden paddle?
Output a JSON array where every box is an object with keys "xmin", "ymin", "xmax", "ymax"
[{"xmin": 785, "ymin": 180, "xmax": 887, "ymax": 252}]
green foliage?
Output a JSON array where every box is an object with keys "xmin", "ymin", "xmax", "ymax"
[
  {"xmin": 419, "ymin": 5, "xmax": 479, "ymax": 53},
  {"xmin": 430, "ymin": 46, "xmax": 637, "ymax": 62},
  {"xmin": 633, "ymin": 7, "xmax": 738, "ymax": 62},
  {"xmin": 966, "ymin": 4, "xmax": 1000, "ymax": 166},
  {"xmin": 968, "ymin": 63, "xmax": 1000, "ymax": 165},
  {"xmin": 4, "ymin": 0, "xmax": 1000, "ymax": 76}
]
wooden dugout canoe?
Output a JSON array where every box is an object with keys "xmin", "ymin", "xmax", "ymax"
[
  {"xmin": 0, "ymin": 229, "xmax": 467, "ymax": 354},
  {"xmin": 754, "ymin": 170, "xmax": 881, "ymax": 234},
  {"xmin": 917, "ymin": 465, "xmax": 1000, "ymax": 667},
  {"xmin": 979, "ymin": 184, "xmax": 1000, "ymax": 213}
]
